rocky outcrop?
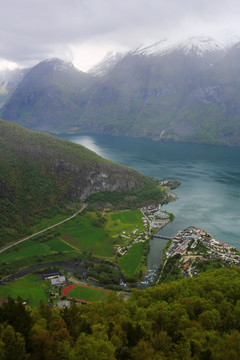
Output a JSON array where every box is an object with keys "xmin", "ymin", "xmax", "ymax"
[{"xmin": 53, "ymin": 160, "xmax": 144, "ymax": 201}]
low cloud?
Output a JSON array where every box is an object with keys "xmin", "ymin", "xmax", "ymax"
[{"xmin": 1, "ymin": 0, "xmax": 240, "ymax": 70}]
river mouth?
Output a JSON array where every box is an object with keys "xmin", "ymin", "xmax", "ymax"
[{"xmin": 138, "ymin": 231, "xmax": 170, "ymax": 289}]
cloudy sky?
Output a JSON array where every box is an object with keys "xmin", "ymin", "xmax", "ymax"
[{"xmin": 1, "ymin": 0, "xmax": 240, "ymax": 71}]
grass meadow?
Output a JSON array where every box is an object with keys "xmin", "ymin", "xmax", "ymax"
[
  {"xmin": 58, "ymin": 215, "xmax": 113, "ymax": 257},
  {"xmin": 109, "ymin": 210, "xmax": 144, "ymax": 233},
  {"xmin": 0, "ymin": 274, "xmax": 51, "ymax": 308},
  {"xmin": 118, "ymin": 243, "xmax": 145, "ymax": 278}
]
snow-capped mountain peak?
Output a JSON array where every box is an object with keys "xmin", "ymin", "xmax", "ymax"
[
  {"xmin": 133, "ymin": 35, "xmax": 240, "ymax": 58},
  {"xmin": 174, "ymin": 36, "xmax": 225, "ymax": 56},
  {"xmin": 41, "ymin": 58, "xmax": 77, "ymax": 72}
]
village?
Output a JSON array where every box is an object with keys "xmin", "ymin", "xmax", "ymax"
[
  {"xmin": 164, "ymin": 226, "xmax": 240, "ymax": 278},
  {"xmin": 115, "ymin": 203, "xmax": 172, "ymax": 256}
]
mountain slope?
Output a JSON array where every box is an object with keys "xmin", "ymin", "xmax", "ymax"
[
  {"xmin": 0, "ymin": 119, "xmax": 164, "ymax": 246},
  {"xmin": 79, "ymin": 36, "xmax": 240, "ymax": 145},
  {"xmin": 1, "ymin": 58, "xmax": 95, "ymax": 132},
  {"xmin": 0, "ymin": 67, "xmax": 29, "ymax": 109}
]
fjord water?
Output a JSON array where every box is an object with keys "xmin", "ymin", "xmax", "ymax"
[{"xmin": 63, "ymin": 133, "xmax": 240, "ymax": 248}]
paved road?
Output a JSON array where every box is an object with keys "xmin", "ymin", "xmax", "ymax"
[
  {"xmin": 0, "ymin": 203, "xmax": 87, "ymax": 254},
  {"xmin": 140, "ymin": 208, "xmax": 153, "ymax": 235}
]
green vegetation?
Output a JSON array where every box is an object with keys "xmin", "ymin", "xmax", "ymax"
[
  {"xmin": 110, "ymin": 210, "xmax": 143, "ymax": 226},
  {"xmin": 0, "ymin": 230, "xmax": 77, "ymax": 277},
  {"xmin": 88, "ymin": 179, "xmax": 166, "ymax": 209},
  {"xmin": 118, "ymin": 243, "xmax": 145, "ymax": 282},
  {"xmin": 0, "ymin": 209, "xmax": 147, "ymax": 282},
  {"xmin": 160, "ymin": 254, "xmax": 182, "ymax": 283},
  {"xmin": 65, "ymin": 285, "xmax": 108, "ymax": 303},
  {"xmin": 46, "ymin": 238, "xmax": 75, "ymax": 252},
  {"xmin": 109, "ymin": 209, "xmax": 144, "ymax": 232},
  {"xmin": 2, "ymin": 267, "xmax": 240, "ymax": 359},
  {"xmin": 57, "ymin": 214, "xmax": 114, "ymax": 257},
  {"xmin": 197, "ymin": 259, "xmax": 224, "ymax": 272},
  {"xmin": 1, "ymin": 241, "xmax": 53, "ymax": 262},
  {"xmin": 86, "ymin": 262, "xmax": 120, "ymax": 285},
  {"xmin": 31, "ymin": 213, "xmax": 74, "ymax": 233},
  {"xmin": 0, "ymin": 274, "xmax": 51, "ymax": 308},
  {"xmin": 0, "ymin": 119, "xmax": 152, "ymax": 247}
]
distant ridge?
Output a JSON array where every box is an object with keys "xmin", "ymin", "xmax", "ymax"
[
  {"xmin": 2, "ymin": 34, "xmax": 240, "ymax": 146},
  {"xmin": 0, "ymin": 58, "xmax": 96, "ymax": 132}
]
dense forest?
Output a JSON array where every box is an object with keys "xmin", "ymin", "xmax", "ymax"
[{"xmin": 1, "ymin": 267, "xmax": 240, "ymax": 359}]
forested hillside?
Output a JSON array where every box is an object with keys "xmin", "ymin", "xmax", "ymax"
[
  {"xmin": 0, "ymin": 119, "xmax": 164, "ymax": 246},
  {"xmin": 1, "ymin": 267, "xmax": 240, "ymax": 359}
]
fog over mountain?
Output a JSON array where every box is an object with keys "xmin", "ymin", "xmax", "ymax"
[
  {"xmin": 2, "ymin": 1, "xmax": 240, "ymax": 71},
  {"xmin": 1, "ymin": 34, "xmax": 240, "ymax": 146}
]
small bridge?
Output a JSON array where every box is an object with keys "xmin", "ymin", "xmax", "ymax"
[{"xmin": 152, "ymin": 234, "xmax": 172, "ymax": 240}]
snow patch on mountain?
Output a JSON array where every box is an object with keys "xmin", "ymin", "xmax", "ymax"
[{"xmin": 42, "ymin": 58, "xmax": 77, "ymax": 72}]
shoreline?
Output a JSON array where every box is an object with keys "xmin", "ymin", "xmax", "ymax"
[
  {"xmin": 136, "ymin": 180, "xmax": 181, "ymax": 288},
  {"xmin": 156, "ymin": 225, "xmax": 240, "ymax": 284}
]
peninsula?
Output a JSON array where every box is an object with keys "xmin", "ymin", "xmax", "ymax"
[{"xmin": 158, "ymin": 226, "xmax": 240, "ymax": 283}]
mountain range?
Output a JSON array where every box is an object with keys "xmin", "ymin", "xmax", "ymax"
[{"xmin": 1, "ymin": 35, "xmax": 240, "ymax": 146}]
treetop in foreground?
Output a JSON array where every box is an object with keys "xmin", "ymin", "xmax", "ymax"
[{"xmin": 1, "ymin": 267, "xmax": 240, "ymax": 359}]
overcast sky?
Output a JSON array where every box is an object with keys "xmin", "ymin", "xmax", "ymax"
[{"xmin": 1, "ymin": 0, "xmax": 240, "ymax": 71}]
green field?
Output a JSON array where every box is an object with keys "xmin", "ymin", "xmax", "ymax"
[
  {"xmin": 118, "ymin": 243, "xmax": 145, "ymax": 278},
  {"xmin": 64, "ymin": 285, "xmax": 108, "ymax": 303},
  {"xmin": 1, "ymin": 241, "xmax": 53, "ymax": 262},
  {"xmin": 0, "ymin": 274, "xmax": 51, "ymax": 308},
  {"xmin": 46, "ymin": 237, "xmax": 75, "ymax": 252},
  {"xmin": 31, "ymin": 213, "xmax": 72, "ymax": 232},
  {"xmin": 0, "ymin": 236, "xmax": 76, "ymax": 272},
  {"xmin": 109, "ymin": 210, "xmax": 144, "ymax": 233},
  {"xmin": 0, "ymin": 209, "xmax": 146, "ymax": 279},
  {"xmin": 56, "ymin": 210, "xmax": 144, "ymax": 258},
  {"xmin": 58, "ymin": 215, "xmax": 113, "ymax": 257}
]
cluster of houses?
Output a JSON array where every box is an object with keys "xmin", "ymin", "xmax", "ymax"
[
  {"xmin": 206, "ymin": 238, "xmax": 240, "ymax": 264},
  {"xmin": 141, "ymin": 204, "xmax": 172, "ymax": 230},
  {"xmin": 165, "ymin": 226, "xmax": 240, "ymax": 278},
  {"xmin": 166, "ymin": 227, "xmax": 205, "ymax": 258},
  {"xmin": 115, "ymin": 228, "xmax": 150, "ymax": 256},
  {"xmin": 115, "ymin": 203, "xmax": 172, "ymax": 257}
]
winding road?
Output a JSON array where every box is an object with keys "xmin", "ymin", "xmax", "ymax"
[{"xmin": 0, "ymin": 203, "xmax": 87, "ymax": 254}]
